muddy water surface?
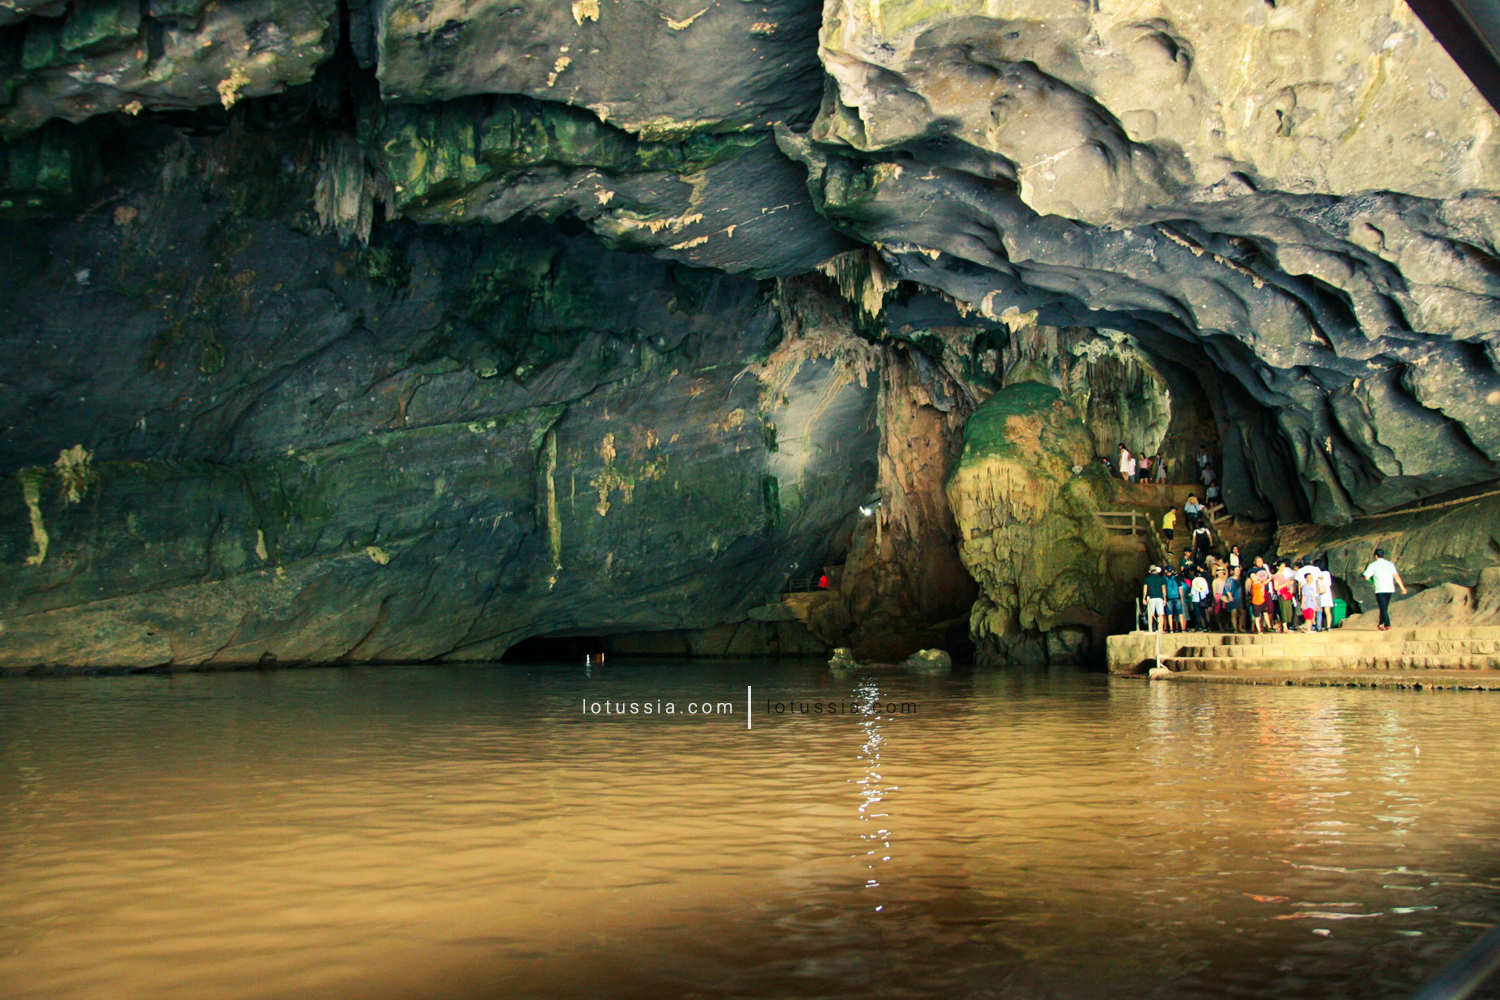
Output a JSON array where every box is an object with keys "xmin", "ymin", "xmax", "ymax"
[{"xmin": 1, "ymin": 664, "xmax": 1498, "ymax": 1000}]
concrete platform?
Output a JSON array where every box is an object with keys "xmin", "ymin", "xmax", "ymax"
[
  {"xmin": 1159, "ymin": 670, "xmax": 1500, "ymax": 690},
  {"xmin": 1106, "ymin": 626, "xmax": 1500, "ymax": 679},
  {"xmin": 1163, "ymin": 653, "xmax": 1500, "ymax": 672}
]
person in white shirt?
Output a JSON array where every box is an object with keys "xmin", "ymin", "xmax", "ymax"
[
  {"xmin": 1317, "ymin": 565, "xmax": 1334, "ymax": 630},
  {"xmin": 1190, "ymin": 571, "xmax": 1211, "ymax": 632},
  {"xmin": 1361, "ymin": 548, "xmax": 1408, "ymax": 631},
  {"xmin": 1120, "ymin": 450, "xmax": 1136, "ymax": 482}
]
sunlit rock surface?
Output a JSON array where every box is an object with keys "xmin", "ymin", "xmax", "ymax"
[
  {"xmin": 791, "ymin": 0, "xmax": 1500, "ymax": 523},
  {"xmin": 946, "ymin": 382, "xmax": 1109, "ymax": 665}
]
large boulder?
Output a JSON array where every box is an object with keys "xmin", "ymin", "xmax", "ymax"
[{"xmin": 1341, "ymin": 583, "xmax": 1476, "ymax": 630}]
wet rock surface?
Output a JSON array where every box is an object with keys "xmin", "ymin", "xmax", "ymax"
[{"xmin": 0, "ymin": 124, "xmax": 878, "ymax": 667}]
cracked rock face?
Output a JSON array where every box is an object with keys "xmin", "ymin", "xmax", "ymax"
[{"xmin": 1, "ymin": 0, "xmax": 1499, "ymax": 666}]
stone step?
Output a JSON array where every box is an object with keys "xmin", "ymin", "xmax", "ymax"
[
  {"xmin": 1163, "ymin": 654, "xmax": 1500, "ymax": 672},
  {"xmin": 1177, "ymin": 640, "xmax": 1500, "ymax": 658},
  {"xmin": 1160, "ymin": 670, "xmax": 1500, "ymax": 689},
  {"xmin": 1137, "ymin": 627, "xmax": 1500, "ymax": 643}
]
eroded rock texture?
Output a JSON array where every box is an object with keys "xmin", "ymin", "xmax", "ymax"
[
  {"xmin": 791, "ymin": 0, "xmax": 1500, "ymax": 523},
  {"xmin": 1, "ymin": 0, "xmax": 1498, "ymax": 667},
  {"xmin": 0, "ymin": 122, "xmax": 877, "ymax": 667},
  {"xmin": 947, "ymin": 383, "xmax": 1102, "ymax": 662}
]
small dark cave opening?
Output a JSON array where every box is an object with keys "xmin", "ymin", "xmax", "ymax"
[{"xmin": 502, "ymin": 635, "xmax": 608, "ymax": 662}]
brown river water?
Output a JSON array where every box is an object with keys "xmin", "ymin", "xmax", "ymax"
[{"xmin": 1, "ymin": 662, "xmax": 1499, "ymax": 1000}]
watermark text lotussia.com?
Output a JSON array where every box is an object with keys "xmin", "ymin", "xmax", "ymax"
[
  {"xmin": 579, "ymin": 694, "xmax": 918, "ymax": 720},
  {"xmin": 582, "ymin": 699, "xmax": 735, "ymax": 715}
]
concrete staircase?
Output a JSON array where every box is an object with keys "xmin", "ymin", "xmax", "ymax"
[{"xmin": 1107, "ymin": 626, "xmax": 1500, "ymax": 687}]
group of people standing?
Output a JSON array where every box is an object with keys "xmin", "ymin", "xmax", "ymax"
[
  {"xmin": 1112, "ymin": 442, "xmax": 1221, "ymax": 504},
  {"xmin": 1121, "ymin": 443, "xmax": 1414, "ymax": 635},
  {"xmin": 1113, "ymin": 444, "xmax": 1168, "ymax": 483},
  {"xmin": 1142, "ymin": 554, "xmax": 1337, "ymax": 635}
]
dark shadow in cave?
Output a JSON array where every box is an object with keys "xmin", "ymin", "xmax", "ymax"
[{"xmin": 502, "ymin": 635, "xmax": 608, "ymax": 662}]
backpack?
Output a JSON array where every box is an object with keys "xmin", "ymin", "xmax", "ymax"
[{"xmin": 1164, "ymin": 576, "xmax": 1181, "ymax": 599}]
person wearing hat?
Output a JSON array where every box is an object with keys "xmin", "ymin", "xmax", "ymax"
[{"xmin": 1142, "ymin": 565, "xmax": 1167, "ymax": 632}]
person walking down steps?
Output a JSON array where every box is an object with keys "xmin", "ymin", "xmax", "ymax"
[
  {"xmin": 1184, "ymin": 495, "xmax": 1204, "ymax": 531},
  {"xmin": 1362, "ymin": 548, "xmax": 1408, "ymax": 631},
  {"xmin": 1191, "ymin": 522, "xmax": 1213, "ymax": 562}
]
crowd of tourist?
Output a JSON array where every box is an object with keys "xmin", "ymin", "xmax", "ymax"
[
  {"xmin": 1114, "ymin": 441, "xmax": 1412, "ymax": 635},
  {"xmin": 1139, "ymin": 546, "xmax": 1410, "ymax": 635},
  {"xmin": 1141, "ymin": 554, "xmax": 1338, "ymax": 634}
]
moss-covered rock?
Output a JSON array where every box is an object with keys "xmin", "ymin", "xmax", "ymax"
[
  {"xmin": 0, "ymin": 136, "xmax": 879, "ymax": 668},
  {"xmin": 946, "ymin": 382, "xmax": 1112, "ymax": 665},
  {"xmin": 0, "ymin": 0, "xmax": 338, "ymax": 139},
  {"xmin": 362, "ymin": 96, "xmax": 759, "ymax": 215}
]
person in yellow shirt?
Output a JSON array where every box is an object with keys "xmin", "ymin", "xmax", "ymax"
[{"xmin": 1161, "ymin": 507, "xmax": 1177, "ymax": 545}]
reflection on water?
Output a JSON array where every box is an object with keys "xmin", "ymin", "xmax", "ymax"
[
  {"xmin": 853, "ymin": 679, "xmax": 893, "ymax": 914},
  {"xmin": 1, "ymin": 664, "xmax": 1499, "ymax": 1000}
]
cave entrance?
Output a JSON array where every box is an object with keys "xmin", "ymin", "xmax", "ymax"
[{"xmin": 501, "ymin": 635, "xmax": 607, "ymax": 662}]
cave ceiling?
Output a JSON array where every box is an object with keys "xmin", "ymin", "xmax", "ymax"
[{"xmin": 2, "ymin": 0, "xmax": 1499, "ymax": 524}]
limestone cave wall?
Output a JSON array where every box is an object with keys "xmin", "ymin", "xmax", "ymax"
[{"xmin": 2, "ymin": 0, "xmax": 1499, "ymax": 667}]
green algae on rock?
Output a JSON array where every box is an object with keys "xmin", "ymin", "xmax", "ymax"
[{"xmin": 946, "ymin": 383, "xmax": 1111, "ymax": 665}]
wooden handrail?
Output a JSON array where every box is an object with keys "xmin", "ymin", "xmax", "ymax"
[{"xmin": 1097, "ymin": 510, "xmax": 1145, "ymax": 535}]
